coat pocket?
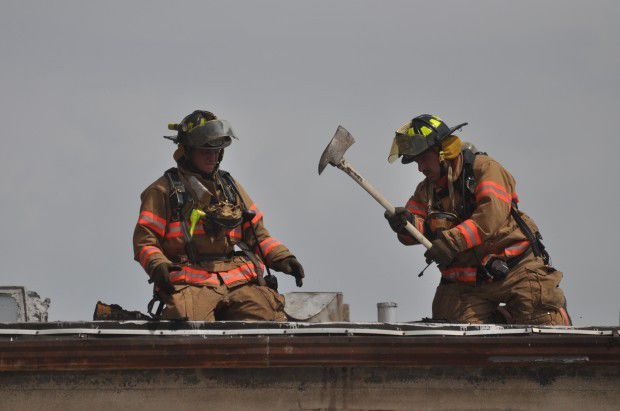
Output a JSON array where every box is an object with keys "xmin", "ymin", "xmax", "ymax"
[
  {"xmin": 527, "ymin": 266, "xmax": 564, "ymax": 308},
  {"xmin": 256, "ymin": 285, "xmax": 285, "ymax": 312}
]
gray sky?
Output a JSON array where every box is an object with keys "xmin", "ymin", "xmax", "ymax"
[{"xmin": 1, "ymin": 1, "xmax": 618, "ymax": 325}]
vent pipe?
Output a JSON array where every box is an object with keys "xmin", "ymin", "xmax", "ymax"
[{"xmin": 377, "ymin": 302, "xmax": 397, "ymax": 323}]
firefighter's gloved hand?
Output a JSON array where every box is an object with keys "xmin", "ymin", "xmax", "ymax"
[
  {"xmin": 151, "ymin": 262, "xmax": 181, "ymax": 295},
  {"xmin": 424, "ymin": 238, "xmax": 457, "ymax": 268},
  {"xmin": 271, "ymin": 256, "xmax": 305, "ymax": 287},
  {"xmin": 384, "ymin": 207, "xmax": 414, "ymax": 234}
]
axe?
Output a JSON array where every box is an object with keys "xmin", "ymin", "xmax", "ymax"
[{"xmin": 318, "ymin": 126, "xmax": 433, "ymax": 249}]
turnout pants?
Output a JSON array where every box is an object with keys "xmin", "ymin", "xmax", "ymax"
[
  {"xmin": 458, "ymin": 255, "xmax": 571, "ymax": 325},
  {"xmin": 432, "ymin": 282, "xmax": 468, "ymax": 322},
  {"xmin": 161, "ymin": 282, "xmax": 287, "ymax": 321}
]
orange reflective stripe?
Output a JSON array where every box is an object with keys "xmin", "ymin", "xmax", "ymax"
[
  {"xmin": 241, "ymin": 204, "xmax": 264, "ymax": 228},
  {"xmin": 252, "ymin": 211, "xmax": 264, "ymax": 224},
  {"xmin": 512, "ymin": 192, "xmax": 519, "ymax": 204},
  {"xmin": 456, "ymin": 219, "xmax": 481, "ymax": 248},
  {"xmin": 456, "ymin": 224, "xmax": 471, "ymax": 247},
  {"xmin": 559, "ymin": 307, "xmax": 571, "ymax": 326},
  {"xmin": 480, "ymin": 254, "xmax": 490, "ymax": 266},
  {"xmin": 481, "ymin": 240, "xmax": 531, "ymax": 265},
  {"xmin": 475, "ymin": 180, "xmax": 509, "ymax": 195},
  {"xmin": 168, "ymin": 260, "xmax": 263, "ymax": 286},
  {"xmin": 165, "ymin": 222, "xmax": 183, "ymax": 239},
  {"xmin": 165, "ymin": 221, "xmax": 206, "ymax": 239},
  {"xmin": 476, "ymin": 188, "xmax": 511, "ymax": 204},
  {"xmin": 475, "ymin": 181, "xmax": 512, "ymax": 204},
  {"xmin": 259, "ymin": 237, "xmax": 282, "ymax": 256},
  {"xmin": 504, "ymin": 240, "xmax": 530, "ymax": 256},
  {"xmin": 440, "ymin": 266, "xmax": 477, "ymax": 283},
  {"xmin": 465, "ymin": 220, "xmax": 482, "ymax": 245},
  {"xmin": 169, "ymin": 266, "xmax": 219, "ymax": 286},
  {"xmin": 457, "ymin": 274, "xmax": 477, "ymax": 283},
  {"xmin": 138, "ymin": 211, "xmax": 166, "ymax": 237},
  {"xmin": 220, "ymin": 262, "xmax": 261, "ymax": 284},
  {"xmin": 138, "ymin": 245, "xmax": 161, "ymax": 268},
  {"xmin": 405, "ymin": 199, "xmax": 427, "ymax": 217},
  {"xmin": 228, "ymin": 227, "xmax": 243, "ymax": 240},
  {"xmin": 141, "ymin": 210, "xmax": 166, "ymax": 225},
  {"xmin": 414, "ymin": 216, "xmax": 425, "ymax": 233}
]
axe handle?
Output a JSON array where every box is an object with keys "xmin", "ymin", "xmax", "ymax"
[{"xmin": 338, "ymin": 160, "xmax": 433, "ymax": 249}]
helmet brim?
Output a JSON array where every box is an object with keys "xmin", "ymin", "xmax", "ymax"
[
  {"xmin": 183, "ymin": 119, "xmax": 238, "ymax": 149},
  {"xmin": 448, "ymin": 122, "xmax": 468, "ymax": 136}
]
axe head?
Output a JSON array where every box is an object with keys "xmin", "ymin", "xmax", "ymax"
[{"xmin": 318, "ymin": 126, "xmax": 355, "ymax": 175}]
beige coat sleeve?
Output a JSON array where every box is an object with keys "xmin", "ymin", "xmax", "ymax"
[
  {"xmin": 233, "ymin": 178, "xmax": 293, "ymax": 265},
  {"xmin": 132, "ymin": 186, "xmax": 172, "ymax": 276},
  {"xmin": 443, "ymin": 158, "xmax": 516, "ymax": 253},
  {"xmin": 397, "ymin": 182, "xmax": 429, "ymax": 246}
]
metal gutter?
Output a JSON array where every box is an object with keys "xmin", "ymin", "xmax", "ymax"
[
  {"xmin": 0, "ymin": 322, "xmax": 618, "ymax": 372},
  {"xmin": 0, "ymin": 326, "xmax": 610, "ymax": 336},
  {"xmin": 0, "ymin": 321, "xmax": 615, "ymax": 337}
]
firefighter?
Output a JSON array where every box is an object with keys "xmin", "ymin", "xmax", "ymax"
[
  {"xmin": 385, "ymin": 114, "xmax": 570, "ymax": 325},
  {"xmin": 133, "ymin": 110, "xmax": 304, "ymax": 321}
]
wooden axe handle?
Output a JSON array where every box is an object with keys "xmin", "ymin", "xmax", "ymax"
[{"xmin": 337, "ymin": 159, "xmax": 433, "ymax": 249}]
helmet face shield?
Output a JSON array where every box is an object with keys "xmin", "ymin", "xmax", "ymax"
[
  {"xmin": 387, "ymin": 133, "xmax": 433, "ymax": 163},
  {"xmin": 183, "ymin": 119, "xmax": 237, "ymax": 149}
]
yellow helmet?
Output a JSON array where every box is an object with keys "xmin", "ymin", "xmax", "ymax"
[{"xmin": 388, "ymin": 114, "xmax": 467, "ymax": 164}]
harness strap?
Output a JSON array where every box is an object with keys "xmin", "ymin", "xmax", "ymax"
[
  {"xmin": 220, "ymin": 171, "xmax": 274, "ymax": 283},
  {"xmin": 459, "ymin": 148, "xmax": 478, "ymax": 219},
  {"xmin": 510, "ymin": 206, "xmax": 550, "ymax": 265},
  {"xmin": 164, "ymin": 167, "xmax": 186, "ymax": 220},
  {"xmin": 164, "ymin": 168, "xmax": 199, "ymax": 264},
  {"xmin": 216, "ymin": 170, "xmax": 238, "ymax": 204}
]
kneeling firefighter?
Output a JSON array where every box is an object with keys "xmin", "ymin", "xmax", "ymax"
[
  {"xmin": 133, "ymin": 110, "xmax": 304, "ymax": 321},
  {"xmin": 385, "ymin": 114, "xmax": 570, "ymax": 325}
]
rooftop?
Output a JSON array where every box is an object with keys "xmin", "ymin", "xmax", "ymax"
[{"xmin": 1, "ymin": 321, "xmax": 618, "ymax": 371}]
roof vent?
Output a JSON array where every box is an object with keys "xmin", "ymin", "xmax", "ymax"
[{"xmin": 377, "ymin": 302, "xmax": 397, "ymax": 323}]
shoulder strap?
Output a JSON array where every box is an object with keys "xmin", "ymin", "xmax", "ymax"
[
  {"xmin": 218, "ymin": 170, "xmax": 246, "ymax": 209},
  {"xmin": 458, "ymin": 149, "xmax": 478, "ymax": 218},
  {"xmin": 164, "ymin": 167, "xmax": 187, "ymax": 221},
  {"xmin": 218, "ymin": 171, "xmax": 272, "ymax": 279},
  {"xmin": 510, "ymin": 205, "xmax": 550, "ymax": 265},
  {"xmin": 163, "ymin": 167, "xmax": 199, "ymax": 263}
]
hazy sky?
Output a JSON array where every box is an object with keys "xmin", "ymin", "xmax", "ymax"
[{"xmin": 1, "ymin": 1, "xmax": 618, "ymax": 325}]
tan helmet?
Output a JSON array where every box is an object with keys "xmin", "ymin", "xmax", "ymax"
[{"xmin": 165, "ymin": 110, "xmax": 238, "ymax": 150}]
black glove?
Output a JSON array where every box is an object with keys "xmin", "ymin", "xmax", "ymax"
[
  {"xmin": 384, "ymin": 207, "xmax": 414, "ymax": 234},
  {"xmin": 150, "ymin": 262, "xmax": 182, "ymax": 295},
  {"xmin": 271, "ymin": 256, "xmax": 305, "ymax": 287},
  {"xmin": 424, "ymin": 237, "xmax": 457, "ymax": 267}
]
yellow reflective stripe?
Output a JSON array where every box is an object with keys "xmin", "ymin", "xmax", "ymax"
[
  {"xmin": 429, "ymin": 117, "xmax": 442, "ymax": 128},
  {"xmin": 420, "ymin": 125, "xmax": 432, "ymax": 136}
]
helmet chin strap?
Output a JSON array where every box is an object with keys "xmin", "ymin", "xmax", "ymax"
[{"xmin": 439, "ymin": 161, "xmax": 448, "ymax": 177}]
